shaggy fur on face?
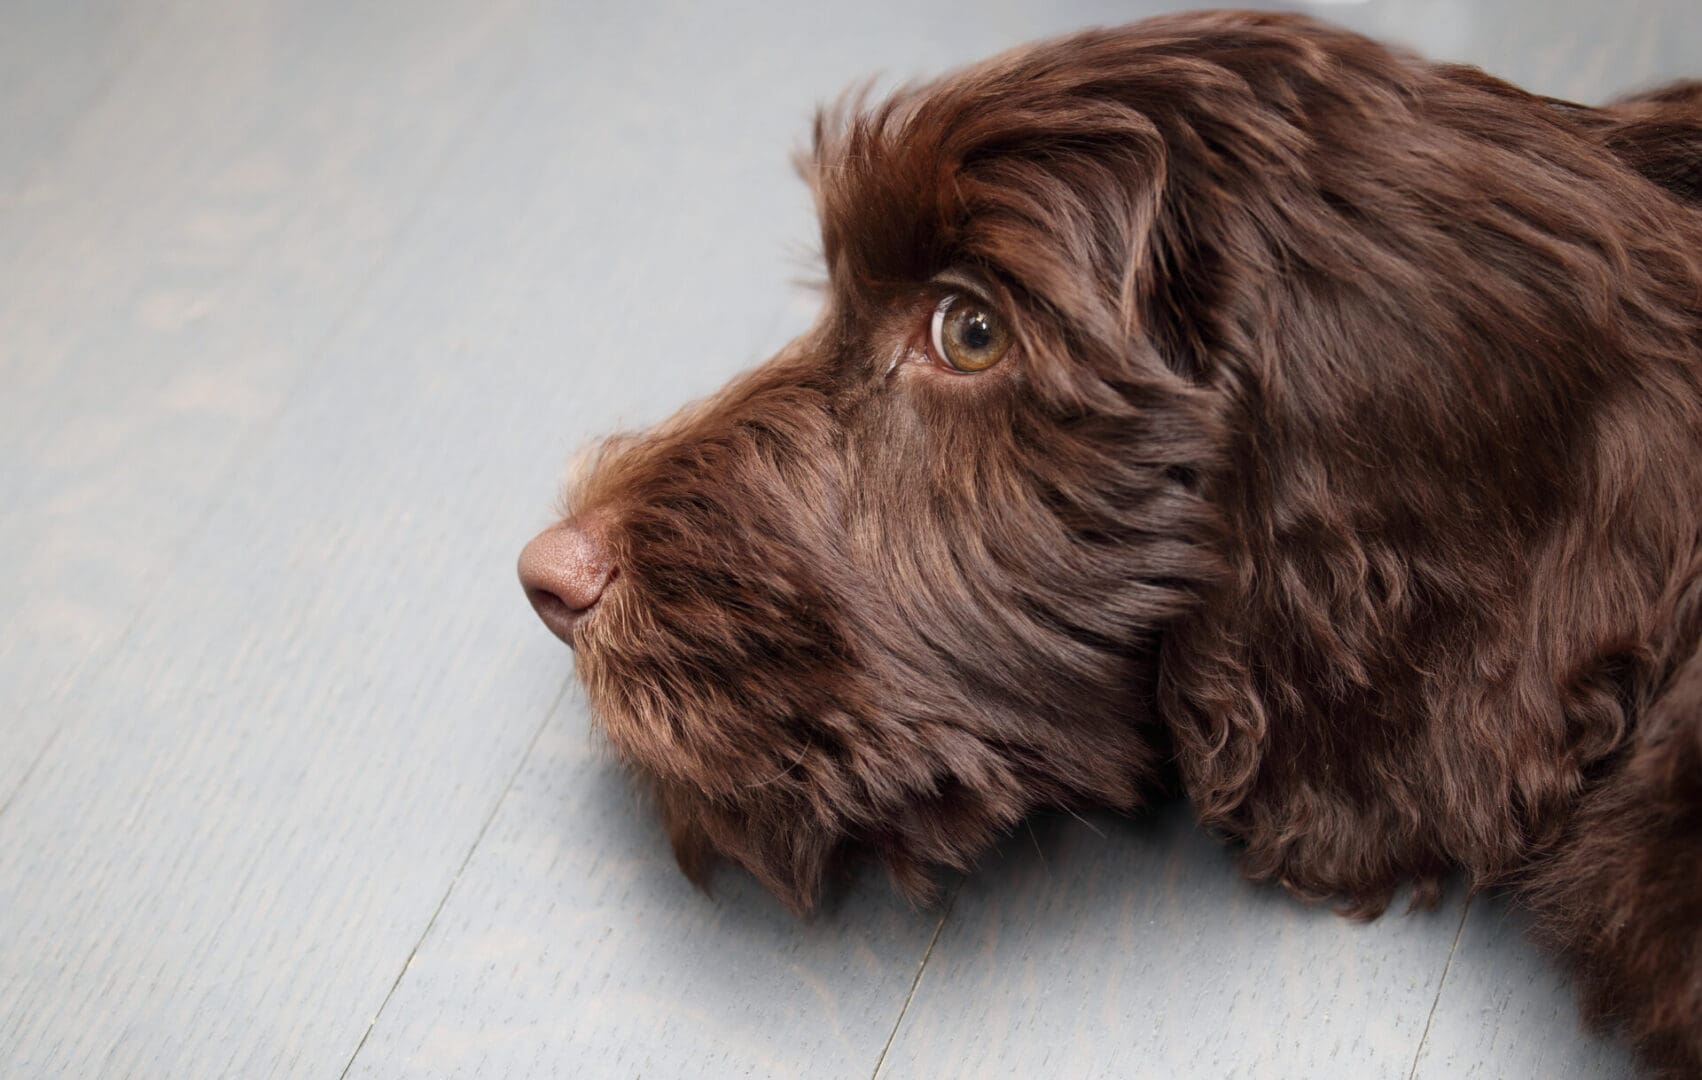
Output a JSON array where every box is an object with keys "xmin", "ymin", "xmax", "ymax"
[{"xmin": 527, "ymin": 11, "xmax": 1702, "ymax": 1074}]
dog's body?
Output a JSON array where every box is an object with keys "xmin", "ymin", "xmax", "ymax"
[{"xmin": 519, "ymin": 11, "xmax": 1702, "ymax": 1074}]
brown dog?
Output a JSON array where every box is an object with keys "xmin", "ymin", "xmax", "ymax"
[{"xmin": 519, "ymin": 11, "xmax": 1702, "ymax": 1074}]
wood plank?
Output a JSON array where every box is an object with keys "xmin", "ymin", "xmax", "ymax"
[
  {"xmin": 0, "ymin": 1, "xmax": 163, "ymax": 200},
  {"xmin": 0, "ymin": 0, "xmax": 533, "ymax": 804},
  {"xmin": 0, "ymin": 1, "xmax": 580, "ymax": 1074},
  {"xmin": 342, "ymin": 697, "xmax": 945, "ymax": 1079},
  {"xmin": 1410, "ymin": 897, "xmax": 1639, "ymax": 1079},
  {"xmin": 875, "ymin": 805, "xmax": 1470, "ymax": 1078}
]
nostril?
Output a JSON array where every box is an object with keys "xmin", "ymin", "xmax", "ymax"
[
  {"xmin": 518, "ymin": 517, "xmax": 616, "ymax": 644},
  {"xmin": 525, "ymin": 584, "xmax": 575, "ymax": 624}
]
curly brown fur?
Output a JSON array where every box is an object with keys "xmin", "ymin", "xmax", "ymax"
[{"xmin": 528, "ymin": 11, "xmax": 1702, "ymax": 1074}]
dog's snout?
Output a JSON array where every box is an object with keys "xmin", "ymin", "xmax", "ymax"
[{"xmin": 518, "ymin": 517, "xmax": 615, "ymax": 644}]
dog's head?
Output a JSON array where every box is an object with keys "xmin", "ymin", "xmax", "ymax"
[
  {"xmin": 518, "ymin": 10, "xmax": 1702, "ymax": 910},
  {"xmin": 517, "ymin": 17, "xmax": 1263, "ymax": 909}
]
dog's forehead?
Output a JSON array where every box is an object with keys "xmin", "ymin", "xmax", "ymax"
[
  {"xmin": 804, "ymin": 9, "xmax": 1390, "ymax": 342},
  {"xmin": 804, "ymin": 25, "xmax": 1200, "ymax": 324}
]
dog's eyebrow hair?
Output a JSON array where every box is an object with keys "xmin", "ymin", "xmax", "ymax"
[{"xmin": 929, "ymin": 267, "xmax": 996, "ymax": 297}]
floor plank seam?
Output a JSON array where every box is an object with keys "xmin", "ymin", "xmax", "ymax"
[
  {"xmin": 0, "ymin": 21, "xmax": 538, "ymax": 828},
  {"xmin": 335, "ymin": 679, "xmax": 568, "ymax": 1080},
  {"xmin": 1406, "ymin": 892, "xmax": 1475, "ymax": 1080},
  {"xmin": 0, "ymin": 728, "xmax": 60, "ymax": 823},
  {"xmin": 869, "ymin": 880, "xmax": 961, "ymax": 1080}
]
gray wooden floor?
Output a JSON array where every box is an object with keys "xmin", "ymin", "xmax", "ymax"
[{"xmin": 2, "ymin": 1, "xmax": 1697, "ymax": 1076}]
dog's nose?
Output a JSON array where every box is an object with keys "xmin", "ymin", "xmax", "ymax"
[{"xmin": 518, "ymin": 518, "xmax": 615, "ymax": 644}]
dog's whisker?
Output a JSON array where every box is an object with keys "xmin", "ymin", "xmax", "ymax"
[
  {"xmin": 740, "ymin": 750, "xmax": 805, "ymax": 791},
  {"xmin": 1066, "ymin": 808, "xmax": 1107, "ymax": 840}
]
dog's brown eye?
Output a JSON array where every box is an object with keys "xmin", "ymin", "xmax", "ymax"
[{"xmin": 930, "ymin": 294, "xmax": 1011, "ymax": 372}]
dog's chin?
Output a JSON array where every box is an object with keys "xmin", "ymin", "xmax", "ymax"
[
  {"xmin": 645, "ymin": 762, "xmax": 1017, "ymax": 915},
  {"xmin": 650, "ymin": 773, "xmax": 850, "ymax": 915},
  {"xmin": 590, "ymin": 700, "xmax": 938, "ymax": 915},
  {"xmin": 592, "ymin": 681, "xmax": 1154, "ymax": 915},
  {"xmin": 572, "ymin": 616, "xmax": 859, "ymax": 913}
]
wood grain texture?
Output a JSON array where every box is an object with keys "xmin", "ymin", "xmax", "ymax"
[
  {"xmin": 1, "ymin": 1, "xmax": 1694, "ymax": 1077},
  {"xmin": 342, "ymin": 696, "xmax": 944, "ymax": 1080},
  {"xmin": 1410, "ymin": 898, "xmax": 1640, "ymax": 1080},
  {"xmin": 0, "ymin": 1, "xmax": 164, "ymax": 199},
  {"xmin": 0, "ymin": 1, "xmax": 568, "ymax": 1073},
  {"xmin": 875, "ymin": 806, "xmax": 1469, "ymax": 1079},
  {"xmin": 0, "ymin": 0, "xmax": 537, "ymax": 805}
]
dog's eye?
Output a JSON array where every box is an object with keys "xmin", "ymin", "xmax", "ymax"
[{"xmin": 930, "ymin": 294, "xmax": 1011, "ymax": 373}]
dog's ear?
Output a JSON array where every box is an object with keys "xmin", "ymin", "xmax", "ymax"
[{"xmin": 1599, "ymin": 81, "xmax": 1702, "ymax": 203}]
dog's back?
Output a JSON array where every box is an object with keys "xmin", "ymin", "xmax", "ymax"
[{"xmin": 1598, "ymin": 81, "xmax": 1702, "ymax": 204}]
